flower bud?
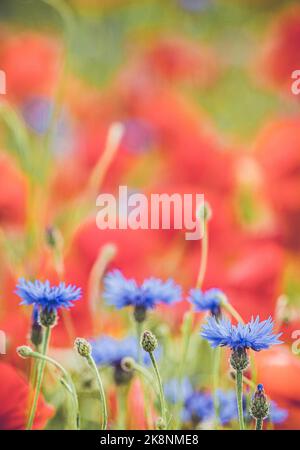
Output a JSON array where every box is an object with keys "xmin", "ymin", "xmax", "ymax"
[
  {"xmin": 45, "ymin": 226, "xmax": 63, "ymax": 249},
  {"xmin": 17, "ymin": 345, "xmax": 33, "ymax": 358},
  {"xmin": 133, "ymin": 305, "xmax": 147, "ymax": 323},
  {"xmin": 75, "ymin": 337, "xmax": 92, "ymax": 358},
  {"xmin": 114, "ymin": 364, "xmax": 133, "ymax": 385},
  {"xmin": 30, "ymin": 321, "xmax": 43, "ymax": 347},
  {"xmin": 141, "ymin": 330, "xmax": 157, "ymax": 353},
  {"xmin": 39, "ymin": 308, "xmax": 57, "ymax": 328},
  {"xmin": 121, "ymin": 357, "xmax": 135, "ymax": 372},
  {"xmin": 250, "ymin": 384, "xmax": 269, "ymax": 420},
  {"xmin": 197, "ymin": 201, "xmax": 212, "ymax": 223},
  {"xmin": 156, "ymin": 417, "xmax": 166, "ymax": 430},
  {"xmin": 230, "ymin": 347, "xmax": 249, "ymax": 372}
]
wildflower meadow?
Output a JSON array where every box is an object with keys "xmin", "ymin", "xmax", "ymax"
[{"xmin": 0, "ymin": 0, "xmax": 300, "ymax": 434}]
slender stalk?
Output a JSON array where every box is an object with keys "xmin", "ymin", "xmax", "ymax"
[
  {"xmin": 26, "ymin": 327, "xmax": 51, "ymax": 430},
  {"xmin": 116, "ymin": 386, "xmax": 127, "ymax": 430},
  {"xmin": 149, "ymin": 352, "xmax": 167, "ymax": 429},
  {"xmin": 236, "ymin": 370, "xmax": 245, "ymax": 430},
  {"xmin": 131, "ymin": 361, "xmax": 158, "ymax": 396},
  {"xmin": 86, "ymin": 355, "xmax": 108, "ymax": 430},
  {"xmin": 136, "ymin": 321, "xmax": 142, "ymax": 364},
  {"xmin": 174, "ymin": 311, "xmax": 193, "ymax": 428},
  {"xmin": 213, "ymin": 346, "xmax": 221, "ymax": 425},
  {"xmin": 222, "ymin": 301, "xmax": 244, "ymax": 324},
  {"xmin": 196, "ymin": 220, "xmax": 209, "ymax": 289},
  {"xmin": 26, "ymin": 350, "xmax": 79, "ymax": 429},
  {"xmin": 256, "ymin": 418, "xmax": 263, "ymax": 430}
]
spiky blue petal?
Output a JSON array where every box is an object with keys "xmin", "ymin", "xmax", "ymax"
[
  {"xmin": 201, "ymin": 315, "xmax": 282, "ymax": 351},
  {"xmin": 103, "ymin": 270, "xmax": 181, "ymax": 310},
  {"xmin": 16, "ymin": 278, "xmax": 81, "ymax": 312},
  {"xmin": 188, "ymin": 288, "xmax": 225, "ymax": 315}
]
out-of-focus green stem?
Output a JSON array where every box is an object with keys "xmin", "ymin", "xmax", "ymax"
[
  {"xmin": 222, "ymin": 301, "xmax": 244, "ymax": 324},
  {"xmin": 86, "ymin": 355, "xmax": 108, "ymax": 430},
  {"xmin": 26, "ymin": 327, "xmax": 51, "ymax": 430},
  {"xmin": 213, "ymin": 346, "xmax": 221, "ymax": 425},
  {"xmin": 149, "ymin": 352, "xmax": 167, "ymax": 429},
  {"xmin": 25, "ymin": 350, "xmax": 79, "ymax": 429},
  {"xmin": 196, "ymin": 220, "xmax": 209, "ymax": 289}
]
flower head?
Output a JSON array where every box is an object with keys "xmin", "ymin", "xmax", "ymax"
[
  {"xmin": 16, "ymin": 278, "xmax": 82, "ymax": 312},
  {"xmin": 201, "ymin": 315, "xmax": 282, "ymax": 351},
  {"xmin": 250, "ymin": 384, "xmax": 270, "ymax": 420},
  {"xmin": 182, "ymin": 391, "xmax": 214, "ymax": 423},
  {"xmin": 188, "ymin": 288, "xmax": 226, "ymax": 316},
  {"xmin": 103, "ymin": 270, "xmax": 181, "ymax": 310}
]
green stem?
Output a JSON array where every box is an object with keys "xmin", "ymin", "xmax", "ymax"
[
  {"xmin": 213, "ymin": 346, "xmax": 221, "ymax": 426},
  {"xmin": 149, "ymin": 352, "xmax": 167, "ymax": 429},
  {"xmin": 136, "ymin": 321, "xmax": 142, "ymax": 364},
  {"xmin": 222, "ymin": 301, "xmax": 244, "ymax": 324},
  {"xmin": 256, "ymin": 418, "xmax": 263, "ymax": 430},
  {"xmin": 28, "ymin": 351, "xmax": 79, "ymax": 429},
  {"xmin": 131, "ymin": 361, "xmax": 159, "ymax": 396},
  {"xmin": 87, "ymin": 355, "xmax": 108, "ymax": 430},
  {"xmin": 196, "ymin": 220, "xmax": 208, "ymax": 289},
  {"xmin": 116, "ymin": 386, "xmax": 127, "ymax": 430},
  {"xmin": 174, "ymin": 311, "xmax": 193, "ymax": 428},
  {"xmin": 236, "ymin": 370, "xmax": 245, "ymax": 430},
  {"xmin": 26, "ymin": 327, "xmax": 51, "ymax": 430}
]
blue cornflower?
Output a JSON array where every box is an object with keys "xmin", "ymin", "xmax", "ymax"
[
  {"xmin": 103, "ymin": 270, "xmax": 181, "ymax": 316},
  {"xmin": 188, "ymin": 288, "xmax": 226, "ymax": 316},
  {"xmin": 216, "ymin": 389, "xmax": 239, "ymax": 425},
  {"xmin": 182, "ymin": 391, "xmax": 214, "ymax": 423},
  {"xmin": 16, "ymin": 278, "xmax": 82, "ymax": 312},
  {"xmin": 90, "ymin": 336, "xmax": 137, "ymax": 366},
  {"xmin": 201, "ymin": 315, "xmax": 282, "ymax": 351}
]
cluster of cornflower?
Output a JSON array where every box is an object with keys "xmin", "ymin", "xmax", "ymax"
[{"xmin": 164, "ymin": 379, "xmax": 288, "ymax": 427}]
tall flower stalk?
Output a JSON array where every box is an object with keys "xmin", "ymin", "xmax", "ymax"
[
  {"xmin": 26, "ymin": 325, "xmax": 51, "ymax": 430},
  {"xmin": 141, "ymin": 330, "xmax": 167, "ymax": 429},
  {"xmin": 103, "ymin": 270, "xmax": 181, "ymax": 363},
  {"xmin": 15, "ymin": 278, "xmax": 81, "ymax": 429},
  {"xmin": 201, "ymin": 315, "xmax": 282, "ymax": 430},
  {"xmin": 17, "ymin": 345, "xmax": 80, "ymax": 429},
  {"xmin": 75, "ymin": 338, "xmax": 108, "ymax": 430}
]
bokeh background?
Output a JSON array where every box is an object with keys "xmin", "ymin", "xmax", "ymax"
[{"xmin": 1, "ymin": 0, "xmax": 300, "ymax": 430}]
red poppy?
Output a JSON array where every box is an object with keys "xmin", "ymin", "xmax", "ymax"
[
  {"xmin": 256, "ymin": 346, "xmax": 300, "ymax": 429},
  {"xmin": 0, "ymin": 362, "xmax": 54, "ymax": 429},
  {"xmin": 0, "ymin": 153, "xmax": 27, "ymax": 228},
  {"xmin": 255, "ymin": 118, "xmax": 300, "ymax": 249},
  {"xmin": 258, "ymin": 6, "xmax": 300, "ymax": 96},
  {"xmin": 143, "ymin": 37, "xmax": 219, "ymax": 86},
  {"xmin": 0, "ymin": 32, "xmax": 62, "ymax": 102}
]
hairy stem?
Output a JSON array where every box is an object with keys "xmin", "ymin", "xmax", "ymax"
[
  {"xmin": 236, "ymin": 370, "xmax": 245, "ymax": 430},
  {"xmin": 256, "ymin": 418, "xmax": 263, "ymax": 430}
]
